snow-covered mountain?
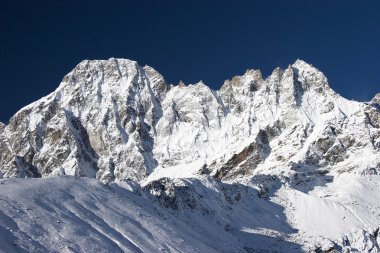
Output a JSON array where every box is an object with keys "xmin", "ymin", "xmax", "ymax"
[{"xmin": 0, "ymin": 58, "xmax": 379, "ymax": 252}]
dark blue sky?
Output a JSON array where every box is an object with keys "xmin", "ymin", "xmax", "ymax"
[{"xmin": 1, "ymin": 0, "xmax": 379, "ymax": 122}]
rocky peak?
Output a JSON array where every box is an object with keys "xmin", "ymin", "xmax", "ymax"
[
  {"xmin": 61, "ymin": 58, "xmax": 136, "ymax": 85},
  {"xmin": 244, "ymin": 69, "xmax": 264, "ymax": 82},
  {"xmin": 372, "ymin": 93, "xmax": 380, "ymax": 104},
  {"xmin": 291, "ymin": 59, "xmax": 330, "ymax": 91},
  {"xmin": 178, "ymin": 80, "xmax": 186, "ymax": 88},
  {"xmin": 219, "ymin": 69, "xmax": 263, "ymax": 95},
  {"xmin": 266, "ymin": 67, "xmax": 284, "ymax": 82}
]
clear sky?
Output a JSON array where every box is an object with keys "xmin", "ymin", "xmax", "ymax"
[{"xmin": 1, "ymin": 0, "xmax": 379, "ymax": 122}]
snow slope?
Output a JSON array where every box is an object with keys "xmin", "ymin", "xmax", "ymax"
[
  {"xmin": 0, "ymin": 176, "xmax": 299, "ymax": 253},
  {"xmin": 1, "ymin": 175, "xmax": 380, "ymax": 252}
]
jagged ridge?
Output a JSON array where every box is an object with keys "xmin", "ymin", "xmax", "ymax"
[{"xmin": 0, "ymin": 58, "xmax": 378, "ymax": 183}]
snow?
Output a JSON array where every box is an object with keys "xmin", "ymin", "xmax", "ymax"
[
  {"xmin": 0, "ymin": 177, "xmax": 222, "ymax": 253},
  {"xmin": 285, "ymin": 187, "xmax": 363, "ymax": 238},
  {"xmin": 144, "ymin": 159, "xmax": 205, "ymax": 183},
  {"xmin": 1, "ymin": 175, "xmax": 380, "ymax": 252}
]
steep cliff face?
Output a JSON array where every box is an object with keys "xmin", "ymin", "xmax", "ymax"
[
  {"xmin": 0, "ymin": 59, "xmax": 379, "ymax": 184},
  {"xmin": 0, "ymin": 59, "xmax": 166, "ymax": 181}
]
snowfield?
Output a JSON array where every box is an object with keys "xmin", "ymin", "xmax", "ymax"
[
  {"xmin": 1, "ymin": 175, "xmax": 380, "ymax": 252},
  {"xmin": 0, "ymin": 177, "xmax": 225, "ymax": 253}
]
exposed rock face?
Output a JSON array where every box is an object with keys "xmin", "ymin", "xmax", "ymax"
[
  {"xmin": 0, "ymin": 58, "xmax": 379, "ymax": 183},
  {"xmin": 212, "ymin": 129, "xmax": 271, "ymax": 180}
]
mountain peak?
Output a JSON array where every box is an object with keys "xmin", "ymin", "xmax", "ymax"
[
  {"xmin": 373, "ymin": 93, "xmax": 380, "ymax": 104},
  {"xmin": 244, "ymin": 69, "xmax": 264, "ymax": 82},
  {"xmin": 71, "ymin": 58, "xmax": 140, "ymax": 77},
  {"xmin": 292, "ymin": 58, "xmax": 312, "ymax": 67},
  {"xmin": 289, "ymin": 59, "xmax": 331, "ymax": 91}
]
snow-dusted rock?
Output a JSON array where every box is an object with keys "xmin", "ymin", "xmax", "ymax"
[
  {"xmin": 1, "ymin": 58, "xmax": 378, "ymax": 183},
  {"xmin": 372, "ymin": 93, "xmax": 380, "ymax": 104}
]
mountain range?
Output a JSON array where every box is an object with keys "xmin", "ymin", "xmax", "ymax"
[{"xmin": 0, "ymin": 58, "xmax": 379, "ymax": 252}]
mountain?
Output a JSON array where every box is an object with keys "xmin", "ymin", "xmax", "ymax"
[{"xmin": 0, "ymin": 58, "xmax": 379, "ymax": 252}]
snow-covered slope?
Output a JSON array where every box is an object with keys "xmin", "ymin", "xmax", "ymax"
[
  {"xmin": 0, "ymin": 58, "xmax": 379, "ymax": 252},
  {"xmin": 1, "ymin": 175, "xmax": 380, "ymax": 253}
]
